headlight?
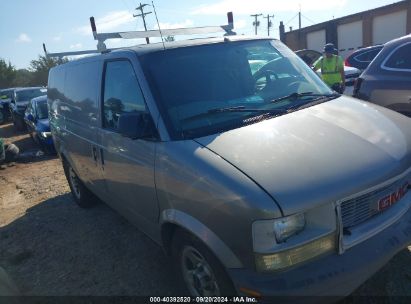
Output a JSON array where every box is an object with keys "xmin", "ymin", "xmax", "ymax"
[
  {"xmin": 273, "ymin": 213, "xmax": 305, "ymax": 243},
  {"xmin": 40, "ymin": 131, "xmax": 51, "ymax": 138},
  {"xmin": 255, "ymin": 233, "xmax": 336, "ymax": 272}
]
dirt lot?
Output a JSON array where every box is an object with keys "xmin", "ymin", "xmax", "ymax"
[{"xmin": 1, "ymin": 122, "xmax": 411, "ymax": 301}]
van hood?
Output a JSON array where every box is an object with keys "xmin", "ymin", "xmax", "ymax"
[{"xmin": 195, "ymin": 96, "xmax": 411, "ymax": 215}]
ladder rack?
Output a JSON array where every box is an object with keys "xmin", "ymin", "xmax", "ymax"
[{"xmin": 44, "ymin": 12, "xmax": 235, "ymax": 59}]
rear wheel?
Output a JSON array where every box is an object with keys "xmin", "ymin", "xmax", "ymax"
[
  {"xmin": 63, "ymin": 160, "xmax": 99, "ymax": 208},
  {"xmin": 172, "ymin": 230, "xmax": 235, "ymax": 296}
]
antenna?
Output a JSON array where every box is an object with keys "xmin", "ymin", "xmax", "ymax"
[
  {"xmin": 152, "ymin": 1, "xmax": 166, "ymax": 50},
  {"xmin": 43, "ymin": 43, "xmax": 48, "ymax": 56}
]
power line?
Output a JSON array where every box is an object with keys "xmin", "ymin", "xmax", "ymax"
[
  {"xmin": 284, "ymin": 13, "xmax": 299, "ymax": 26},
  {"xmin": 301, "ymin": 14, "xmax": 316, "ymax": 25},
  {"xmin": 151, "ymin": 5, "xmax": 186, "ymax": 14},
  {"xmin": 133, "ymin": 3, "xmax": 152, "ymax": 44},
  {"xmin": 120, "ymin": 0, "xmax": 134, "ymax": 13},
  {"xmin": 250, "ymin": 14, "xmax": 263, "ymax": 35}
]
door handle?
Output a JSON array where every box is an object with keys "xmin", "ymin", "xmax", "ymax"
[
  {"xmin": 100, "ymin": 148, "xmax": 105, "ymax": 167},
  {"xmin": 92, "ymin": 146, "xmax": 98, "ymax": 163}
]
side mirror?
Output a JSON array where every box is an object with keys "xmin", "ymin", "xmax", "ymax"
[
  {"xmin": 27, "ymin": 114, "xmax": 35, "ymax": 122},
  {"xmin": 118, "ymin": 112, "xmax": 156, "ymax": 139}
]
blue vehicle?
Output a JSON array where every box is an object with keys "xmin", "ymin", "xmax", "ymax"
[
  {"xmin": 0, "ymin": 88, "xmax": 18, "ymax": 124},
  {"xmin": 24, "ymin": 95, "xmax": 54, "ymax": 153}
]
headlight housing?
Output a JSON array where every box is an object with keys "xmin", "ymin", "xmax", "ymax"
[
  {"xmin": 255, "ymin": 233, "xmax": 336, "ymax": 272},
  {"xmin": 273, "ymin": 213, "xmax": 305, "ymax": 243},
  {"xmin": 252, "ymin": 203, "xmax": 337, "ymax": 272}
]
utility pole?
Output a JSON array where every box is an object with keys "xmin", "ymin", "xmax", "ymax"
[
  {"xmin": 263, "ymin": 14, "xmax": 274, "ymax": 36},
  {"xmin": 250, "ymin": 14, "xmax": 262, "ymax": 35},
  {"xmin": 298, "ymin": 4, "xmax": 302, "ymax": 29},
  {"xmin": 133, "ymin": 3, "xmax": 152, "ymax": 44}
]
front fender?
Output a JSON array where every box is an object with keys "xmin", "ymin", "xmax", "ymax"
[{"xmin": 160, "ymin": 209, "xmax": 243, "ymax": 269}]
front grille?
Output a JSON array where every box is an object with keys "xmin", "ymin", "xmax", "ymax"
[{"xmin": 341, "ymin": 174, "xmax": 410, "ymax": 229}]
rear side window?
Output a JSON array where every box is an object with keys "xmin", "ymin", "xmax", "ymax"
[
  {"xmin": 102, "ymin": 60, "xmax": 146, "ymax": 131},
  {"xmin": 354, "ymin": 48, "xmax": 381, "ymax": 62},
  {"xmin": 64, "ymin": 61, "xmax": 100, "ymax": 126},
  {"xmin": 48, "ymin": 67, "xmax": 66, "ymax": 116},
  {"xmin": 384, "ymin": 43, "xmax": 411, "ymax": 70},
  {"xmin": 65, "ymin": 61, "xmax": 99, "ymax": 106}
]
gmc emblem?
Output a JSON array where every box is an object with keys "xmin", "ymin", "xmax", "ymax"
[{"xmin": 378, "ymin": 182, "xmax": 409, "ymax": 211}]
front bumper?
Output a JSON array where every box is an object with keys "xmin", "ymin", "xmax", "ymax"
[{"xmin": 229, "ymin": 206, "xmax": 411, "ymax": 297}]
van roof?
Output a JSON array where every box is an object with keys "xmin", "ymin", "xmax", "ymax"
[
  {"xmin": 124, "ymin": 36, "xmax": 275, "ymax": 55},
  {"xmin": 52, "ymin": 36, "xmax": 277, "ymax": 68}
]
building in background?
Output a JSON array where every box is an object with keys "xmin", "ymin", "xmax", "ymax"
[{"xmin": 280, "ymin": 0, "xmax": 411, "ymax": 59}]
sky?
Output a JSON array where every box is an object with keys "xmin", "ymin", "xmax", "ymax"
[{"xmin": 0, "ymin": 0, "xmax": 400, "ymax": 69}]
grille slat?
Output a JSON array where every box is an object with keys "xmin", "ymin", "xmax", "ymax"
[{"xmin": 341, "ymin": 175, "xmax": 410, "ymax": 229}]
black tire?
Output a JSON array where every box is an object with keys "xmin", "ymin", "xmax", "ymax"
[
  {"xmin": 62, "ymin": 160, "xmax": 99, "ymax": 208},
  {"xmin": 12, "ymin": 115, "xmax": 25, "ymax": 131},
  {"xmin": 171, "ymin": 229, "xmax": 236, "ymax": 296}
]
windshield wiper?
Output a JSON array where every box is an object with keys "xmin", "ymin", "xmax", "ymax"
[
  {"xmin": 288, "ymin": 94, "xmax": 340, "ymax": 112},
  {"xmin": 181, "ymin": 106, "xmax": 286, "ymax": 122},
  {"xmin": 270, "ymin": 92, "xmax": 337, "ymax": 104}
]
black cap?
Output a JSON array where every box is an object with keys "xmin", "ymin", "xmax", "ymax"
[{"xmin": 324, "ymin": 43, "xmax": 335, "ymax": 53}]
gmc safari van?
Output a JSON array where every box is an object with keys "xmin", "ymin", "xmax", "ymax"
[{"xmin": 48, "ymin": 36, "xmax": 411, "ymax": 297}]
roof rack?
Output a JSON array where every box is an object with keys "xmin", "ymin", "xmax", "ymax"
[{"xmin": 44, "ymin": 12, "xmax": 235, "ymax": 59}]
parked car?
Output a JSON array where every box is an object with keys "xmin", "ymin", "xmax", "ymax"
[
  {"xmin": 295, "ymin": 49, "xmax": 361, "ymax": 95},
  {"xmin": 24, "ymin": 95, "xmax": 54, "ymax": 153},
  {"xmin": 10, "ymin": 87, "xmax": 47, "ymax": 130},
  {"xmin": 49, "ymin": 37, "xmax": 411, "ymax": 297},
  {"xmin": 354, "ymin": 35, "xmax": 411, "ymax": 116},
  {"xmin": 344, "ymin": 45, "xmax": 383, "ymax": 71},
  {"xmin": 0, "ymin": 88, "xmax": 19, "ymax": 124}
]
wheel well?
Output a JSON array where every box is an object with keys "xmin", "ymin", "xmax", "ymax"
[
  {"xmin": 161, "ymin": 223, "xmax": 179, "ymax": 256},
  {"xmin": 161, "ymin": 224, "xmax": 205, "ymax": 256},
  {"xmin": 60, "ymin": 153, "xmax": 69, "ymax": 170},
  {"xmin": 162, "ymin": 223, "xmax": 237, "ymax": 294}
]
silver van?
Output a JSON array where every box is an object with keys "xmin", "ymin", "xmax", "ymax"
[{"xmin": 48, "ymin": 36, "xmax": 411, "ymax": 297}]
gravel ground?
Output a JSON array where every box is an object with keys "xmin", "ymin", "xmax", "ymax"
[{"xmin": 1, "ymin": 122, "xmax": 411, "ymax": 301}]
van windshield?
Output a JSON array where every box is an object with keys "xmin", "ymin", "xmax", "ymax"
[
  {"xmin": 140, "ymin": 39, "xmax": 334, "ymax": 139},
  {"xmin": 16, "ymin": 88, "xmax": 47, "ymax": 103},
  {"xmin": 1, "ymin": 90, "xmax": 14, "ymax": 99}
]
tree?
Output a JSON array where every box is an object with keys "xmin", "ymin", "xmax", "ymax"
[
  {"xmin": 28, "ymin": 55, "xmax": 67, "ymax": 86},
  {"xmin": 14, "ymin": 69, "xmax": 34, "ymax": 87},
  {"xmin": 0, "ymin": 59, "xmax": 17, "ymax": 89}
]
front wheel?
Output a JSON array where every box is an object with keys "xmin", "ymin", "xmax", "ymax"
[
  {"xmin": 172, "ymin": 230, "xmax": 236, "ymax": 296},
  {"xmin": 12, "ymin": 115, "xmax": 25, "ymax": 131},
  {"xmin": 63, "ymin": 161, "xmax": 99, "ymax": 208}
]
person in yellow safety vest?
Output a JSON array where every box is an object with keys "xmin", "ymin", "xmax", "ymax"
[{"xmin": 313, "ymin": 43, "xmax": 345, "ymax": 94}]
